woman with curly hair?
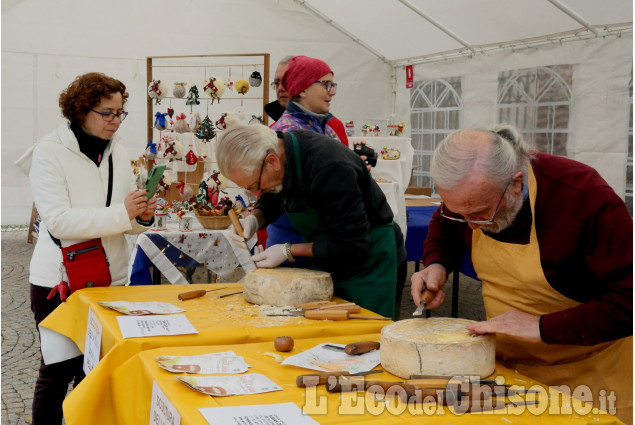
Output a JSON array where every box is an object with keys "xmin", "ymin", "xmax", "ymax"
[{"xmin": 15, "ymin": 72, "xmax": 156, "ymax": 424}]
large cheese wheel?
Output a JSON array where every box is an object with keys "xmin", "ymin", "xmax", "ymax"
[
  {"xmin": 380, "ymin": 318, "xmax": 495, "ymax": 378},
  {"xmin": 242, "ymin": 268, "xmax": 333, "ymax": 306}
]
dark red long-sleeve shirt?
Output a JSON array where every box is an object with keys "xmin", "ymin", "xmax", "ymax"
[{"xmin": 423, "ymin": 152, "xmax": 633, "ymax": 345}]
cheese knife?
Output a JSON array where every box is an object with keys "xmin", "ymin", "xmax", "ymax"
[
  {"xmin": 322, "ymin": 341, "xmax": 381, "ymax": 355},
  {"xmin": 296, "ymin": 369, "xmax": 382, "ymax": 388},
  {"xmin": 227, "ymin": 209, "xmax": 256, "ymax": 272},
  {"xmin": 177, "ymin": 287, "xmax": 228, "ymax": 300},
  {"xmin": 412, "ymin": 289, "xmax": 436, "ymax": 317}
]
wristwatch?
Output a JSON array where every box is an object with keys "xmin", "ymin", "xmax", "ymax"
[{"xmin": 284, "ymin": 242, "xmax": 295, "ymax": 262}]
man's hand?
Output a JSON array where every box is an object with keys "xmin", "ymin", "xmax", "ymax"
[
  {"xmin": 410, "ymin": 264, "xmax": 447, "ymax": 309},
  {"xmin": 252, "ymin": 244, "xmax": 288, "ymax": 268},
  {"xmin": 227, "ymin": 215, "xmax": 259, "ymax": 248},
  {"xmin": 466, "ymin": 310, "xmax": 542, "ymax": 343}
]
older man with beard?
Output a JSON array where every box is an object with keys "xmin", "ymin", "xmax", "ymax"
[{"xmin": 411, "ymin": 124, "xmax": 632, "ymax": 424}]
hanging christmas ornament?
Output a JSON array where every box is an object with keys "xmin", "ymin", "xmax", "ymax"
[
  {"xmin": 186, "ymin": 85, "xmax": 200, "ymax": 106},
  {"xmin": 173, "ymin": 138, "xmax": 185, "ymax": 160},
  {"xmin": 225, "ymin": 68, "xmax": 234, "ymax": 91},
  {"xmin": 173, "ymin": 82, "xmax": 187, "ymax": 98},
  {"xmin": 207, "ymin": 170, "xmax": 228, "ymax": 192},
  {"xmin": 173, "ymin": 113, "xmax": 189, "ymax": 133},
  {"xmin": 249, "ymin": 115, "xmax": 264, "ymax": 125},
  {"xmin": 215, "ymin": 112, "xmax": 239, "ymax": 130},
  {"xmin": 176, "ymin": 182, "xmax": 194, "ymax": 200},
  {"xmin": 185, "ymin": 145, "xmax": 198, "ymax": 165},
  {"xmin": 197, "ymin": 180, "xmax": 210, "ymax": 204},
  {"xmin": 203, "ymin": 77, "xmax": 225, "ymax": 104},
  {"xmin": 249, "ymin": 71, "xmax": 262, "ymax": 87},
  {"xmin": 237, "ymin": 99, "xmax": 246, "ymax": 121},
  {"xmin": 190, "ymin": 111, "xmax": 202, "ymax": 133},
  {"xmin": 154, "ymin": 111, "xmax": 168, "ymax": 131},
  {"xmin": 195, "ymin": 115, "xmax": 216, "ymax": 142},
  {"xmin": 162, "ymin": 135, "xmax": 178, "ymax": 160},
  {"xmin": 235, "ymin": 79, "xmax": 250, "ymax": 95},
  {"xmin": 148, "ymin": 80, "xmax": 167, "ymax": 105},
  {"xmin": 167, "ymin": 107, "xmax": 175, "ymax": 118},
  {"xmin": 143, "ymin": 141, "xmax": 157, "ymax": 161},
  {"xmin": 158, "ymin": 172, "xmax": 171, "ymax": 194}
]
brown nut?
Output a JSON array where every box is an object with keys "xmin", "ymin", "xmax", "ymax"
[{"xmin": 274, "ymin": 336, "xmax": 294, "ymax": 352}]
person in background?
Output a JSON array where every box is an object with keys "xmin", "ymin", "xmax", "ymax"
[
  {"xmin": 15, "ymin": 72, "xmax": 156, "ymax": 425},
  {"xmin": 218, "ymin": 124, "xmax": 407, "ymax": 320},
  {"xmin": 265, "ymin": 55, "xmax": 349, "ymax": 144},
  {"xmin": 411, "ymin": 124, "xmax": 632, "ymax": 424}
]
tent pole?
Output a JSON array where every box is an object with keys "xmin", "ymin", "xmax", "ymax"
[
  {"xmin": 294, "ymin": 0, "xmax": 393, "ymax": 66},
  {"xmin": 546, "ymin": 0, "xmax": 599, "ymax": 36}
]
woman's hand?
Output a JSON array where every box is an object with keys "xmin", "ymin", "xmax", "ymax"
[
  {"xmin": 138, "ymin": 196, "xmax": 157, "ymax": 221},
  {"xmin": 125, "ymin": 190, "xmax": 151, "ymax": 220}
]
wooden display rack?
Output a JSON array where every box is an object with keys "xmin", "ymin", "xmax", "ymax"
[{"xmin": 146, "ymin": 53, "xmax": 270, "ymax": 148}]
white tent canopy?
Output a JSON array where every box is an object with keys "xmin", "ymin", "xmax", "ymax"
[{"xmin": 2, "ymin": 0, "xmax": 632, "ymax": 224}]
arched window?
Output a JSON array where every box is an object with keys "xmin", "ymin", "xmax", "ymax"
[
  {"xmin": 498, "ymin": 65, "xmax": 572, "ymax": 156},
  {"xmin": 409, "ymin": 78, "xmax": 461, "ymax": 190}
]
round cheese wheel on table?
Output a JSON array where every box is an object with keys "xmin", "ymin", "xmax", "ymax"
[
  {"xmin": 380, "ymin": 318, "xmax": 495, "ymax": 379},
  {"xmin": 242, "ymin": 268, "xmax": 333, "ymax": 306}
]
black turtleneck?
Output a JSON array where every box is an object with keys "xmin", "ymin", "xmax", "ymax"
[{"xmin": 70, "ymin": 122, "xmax": 110, "ymax": 166}]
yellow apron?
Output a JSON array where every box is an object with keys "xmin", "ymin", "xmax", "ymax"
[{"xmin": 472, "ymin": 165, "xmax": 632, "ymax": 424}]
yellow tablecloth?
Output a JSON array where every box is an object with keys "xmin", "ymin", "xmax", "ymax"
[
  {"xmin": 89, "ymin": 334, "xmax": 621, "ymax": 425},
  {"xmin": 39, "ymin": 284, "xmax": 388, "ymax": 425}
]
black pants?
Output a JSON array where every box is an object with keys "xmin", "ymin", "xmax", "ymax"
[
  {"xmin": 30, "ymin": 284, "xmax": 85, "ymax": 425},
  {"xmin": 394, "ymin": 259, "xmax": 408, "ymax": 320}
]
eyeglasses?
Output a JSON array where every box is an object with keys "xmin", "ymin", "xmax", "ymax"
[
  {"xmin": 246, "ymin": 151, "xmax": 271, "ymax": 192},
  {"xmin": 314, "ymin": 80, "xmax": 337, "ymax": 92},
  {"xmin": 440, "ymin": 181, "xmax": 511, "ymax": 225},
  {"xmin": 270, "ymin": 80, "xmax": 282, "ymax": 90},
  {"xmin": 91, "ymin": 110, "xmax": 128, "ymax": 122}
]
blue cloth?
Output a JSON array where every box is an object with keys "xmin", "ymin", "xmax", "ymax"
[
  {"xmin": 405, "ymin": 205, "xmax": 478, "ymax": 280},
  {"xmin": 265, "ymin": 214, "xmax": 310, "ymax": 267},
  {"xmin": 129, "ymin": 233, "xmax": 202, "ymax": 285}
]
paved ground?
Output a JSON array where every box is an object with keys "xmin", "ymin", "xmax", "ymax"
[{"xmin": 1, "ymin": 229, "xmax": 485, "ymax": 425}]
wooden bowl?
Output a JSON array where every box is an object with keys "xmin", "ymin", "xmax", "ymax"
[{"xmin": 195, "ymin": 215, "xmax": 231, "ymax": 229}]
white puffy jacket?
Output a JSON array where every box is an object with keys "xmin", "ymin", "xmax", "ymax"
[{"xmin": 15, "ymin": 122, "xmax": 149, "ymax": 288}]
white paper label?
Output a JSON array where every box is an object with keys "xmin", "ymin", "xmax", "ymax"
[
  {"xmin": 82, "ymin": 307, "xmax": 102, "ymax": 375},
  {"xmin": 117, "ymin": 314, "xmax": 198, "ymax": 339},
  {"xmin": 200, "ymin": 402, "xmax": 318, "ymax": 425},
  {"xmin": 149, "ymin": 381, "xmax": 180, "ymax": 425}
]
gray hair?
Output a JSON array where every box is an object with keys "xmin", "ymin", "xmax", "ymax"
[
  {"xmin": 431, "ymin": 124, "xmax": 534, "ymax": 190},
  {"xmin": 215, "ymin": 124, "xmax": 279, "ymax": 176}
]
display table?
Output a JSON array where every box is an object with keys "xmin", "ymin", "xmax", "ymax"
[
  {"xmin": 128, "ymin": 221, "xmax": 256, "ymax": 285},
  {"xmin": 36, "ymin": 284, "xmax": 390, "ymax": 424},
  {"xmin": 350, "ymin": 136, "xmax": 414, "ymax": 234},
  {"xmin": 67, "ymin": 334, "xmax": 622, "ymax": 425}
]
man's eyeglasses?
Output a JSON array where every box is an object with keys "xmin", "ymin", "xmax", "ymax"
[
  {"xmin": 440, "ymin": 181, "xmax": 511, "ymax": 225},
  {"xmin": 246, "ymin": 151, "xmax": 271, "ymax": 192},
  {"xmin": 314, "ymin": 80, "xmax": 337, "ymax": 92},
  {"xmin": 270, "ymin": 80, "xmax": 282, "ymax": 90},
  {"xmin": 91, "ymin": 110, "xmax": 128, "ymax": 122}
]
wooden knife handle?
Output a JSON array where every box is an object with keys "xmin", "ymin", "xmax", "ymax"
[
  {"xmin": 227, "ymin": 209, "xmax": 245, "ymax": 239},
  {"xmin": 348, "ymin": 314, "xmax": 392, "ymax": 320},
  {"xmin": 421, "ymin": 289, "xmax": 436, "ymax": 306},
  {"xmin": 345, "ymin": 341, "xmax": 380, "ymax": 355},
  {"xmin": 398, "ymin": 387, "xmax": 456, "ymax": 405},
  {"xmin": 296, "ymin": 371, "xmax": 351, "ymax": 388},
  {"xmin": 320, "ymin": 303, "xmax": 361, "ymax": 314},
  {"xmin": 295, "ymin": 301, "xmax": 336, "ymax": 310},
  {"xmin": 304, "ymin": 310, "xmax": 349, "ymax": 321},
  {"xmin": 178, "ymin": 289, "xmax": 207, "ymax": 301}
]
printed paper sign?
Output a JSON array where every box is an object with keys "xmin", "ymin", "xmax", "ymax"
[
  {"xmin": 282, "ymin": 343, "xmax": 380, "ymax": 374},
  {"xmin": 149, "ymin": 381, "xmax": 181, "ymax": 425},
  {"xmin": 178, "ymin": 373, "xmax": 281, "ymax": 396},
  {"xmin": 156, "ymin": 351, "xmax": 250, "ymax": 374},
  {"xmin": 99, "ymin": 301, "xmax": 185, "ymax": 315},
  {"xmin": 200, "ymin": 402, "xmax": 319, "ymax": 425},
  {"xmin": 83, "ymin": 307, "xmax": 102, "ymax": 375},
  {"xmin": 117, "ymin": 314, "xmax": 198, "ymax": 339}
]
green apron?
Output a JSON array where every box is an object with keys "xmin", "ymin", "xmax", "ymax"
[{"xmin": 284, "ymin": 134, "xmax": 397, "ymax": 319}]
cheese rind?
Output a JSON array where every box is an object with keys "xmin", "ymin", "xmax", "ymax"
[
  {"xmin": 243, "ymin": 268, "xmax": 333, "ymax": 306},
  {"xmin": 380, "ymin": 318, "xmax": 495, "ymax": 379}
]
